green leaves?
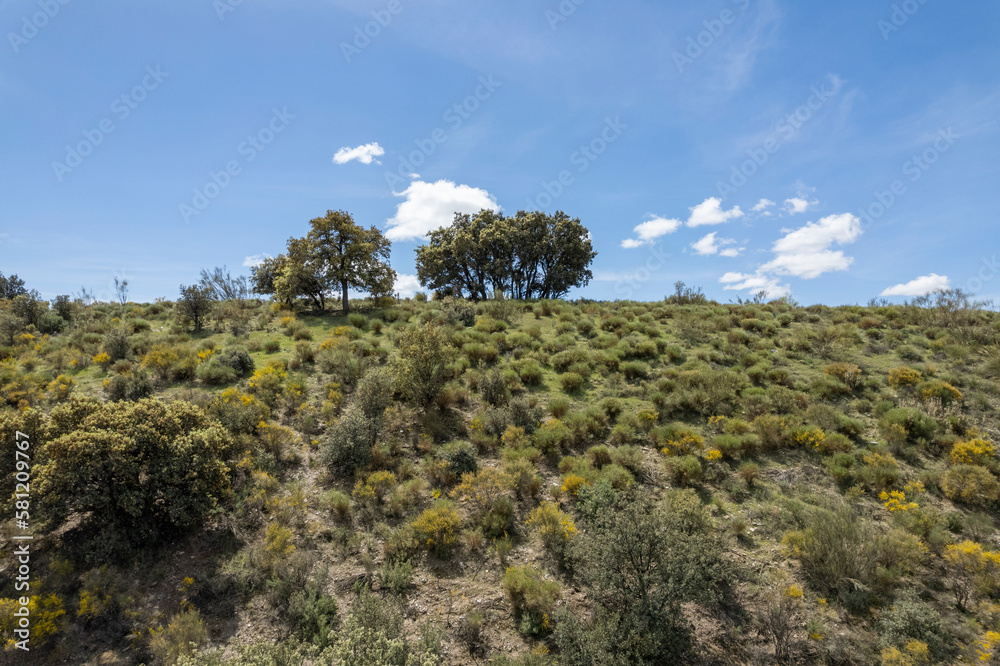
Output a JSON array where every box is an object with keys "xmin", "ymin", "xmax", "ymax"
[{"xmin": 415, "ymin": 209, "xmax": 596, "ymax": 300}]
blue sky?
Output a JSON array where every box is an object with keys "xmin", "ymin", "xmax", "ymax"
[{"xmin": 2, "ymin": 0, "xmax": 999, "ymax": 305}]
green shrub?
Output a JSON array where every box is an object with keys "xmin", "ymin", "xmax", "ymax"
[
  {"xmin": 217, "ymin": 347, "xmax": 255, "ymax": 376},
  {"xmin": 876, "ymin": 596, "xmax": 953, "ymax": 661},
  {"xmin": 502, "ymin": 565, "xmax": 561, "ymax": 637},
  {"xmin": 620, "ymin": 361, "xmax": 650, "ymax": 381},
  {"xmin": 782, "ymin": 506, "xmax": 923, "ymax": 613},
  {"xmin": 942, "ymin": 465, "xmax": 1000, "ymax": 506},
  {"xmin": 377, "ymin": 559, "xmax": 414, "ymax": 594},
  {"xmin": 322, "ymin": 408, "xmax": 378, "ymax": 477},
  {"xmin": 287, "ymin": 580, "xmax": 339, "ymax": 648},
  {"xmin": 103, "ymin": 326, "xmax": 132, "ymax": 361},
  {"xmin": 549, "ymin": 396, "xmax": 571, "ymax": 419},
  {"xmin": 560, "ymin": 372, "xmax": 585, "ymax": 394},
  {"xmin": 440, "ymin": 440, "xmax": 479, "ymax": 477},
  {"xmin": 104, "ymin": 370, "xmax": 154, "ymax": 402},
  {"xmin": 196, "ymin": 359, "xmax": 239, "ymax": 385},
  {"xmin": 148, "ymin": 609, "xmax": 209, "ymax": 664},
  {"xmin": 664, "ymin": 455, "xmax": 702, "ymax": 486}
]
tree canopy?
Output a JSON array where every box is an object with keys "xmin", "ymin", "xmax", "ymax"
[
  {"xmin": 415, "ymin": 209, "xmax": 596, "ymax": 300},
  {"xmin": 251, "ymin": 210, "xmax": 395, "ymax": 313}
]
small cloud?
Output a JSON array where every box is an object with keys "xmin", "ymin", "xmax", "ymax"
[
  {"xmin": 394, "ymin": 273, "xmax": 422, "ymax": 298},
  {"xmin": 687, "ymin": 197, "xmax": 744, "ymax": 227},
  {"xmin": 783, "ymin": 198, "xmax": 813, "ymax": 214},
  {"xmin": 386, "ymin": 179, "xmax": 499, "ymax": 242},
  {"xmin": 719, "ymin": 271, "xmax": 791, "ymax": 299},
  {"xmin": 880, "ymin": 273, "xmax": 951, "ymax": 297},
  {"xmin": 719, "ymin": 247, "xmax": 743, "ymax": 257},
  {"xmin": 691, "ymin": 232, "xmax": 739, "ymax": 256},
  {"xmin": 243, "ymin": 254, "xmax": 271, "ymax": 268},
  {"xmin": 333, "ymin": 142, "xmax": 385, "ymax": 165},
  {"xmin": 622, "ymin": 215, "xmax": 683, "ymax": 247},
  {"xmin": 752, "ymin": 198, "xmax": 775, "ymax": 212}
]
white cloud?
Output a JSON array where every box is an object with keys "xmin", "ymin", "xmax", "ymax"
[
  {"xmin": 620, "ymin": 238, "xmax": 645, "ymax": 249},
  {"xmin": 719, "ymin": 272, "xmax": 790, "ymax": 298},
  {"xmin": 752, "ymin": 198, "xmax": 775, "ymax": 212},
  {"xmin": 719, "ymin": 247, "xmax": 743, "ymax": 258},
  {"xmin": 636, "ymin": 216, "xmax": 682, "ymax": 241},
  {"xmin": 783, "ymin": 197, "xmax": 812, "ymax": 214},
  {"xmin": 333, "ymin": 142, "xmax": 385, "ymax": 165},
  {"xmin": 394, "ymin": 273, "xmax": 422, "ymax": 298},
  {"xmin": 386, "ymin": 179, "xmax": 499, "ymax": 242},
  {"xmin": 691, "ymin": 232, "xmax": 739, "ymax": 256},
  {"xmin": 880, "ymin": 273, "xmax": 951, "ymax": 297},
  {"xmin": 760, "ymin": 213, "xmax": 862, "ymax": 278},
  {"xmin": 687, "ymin": 197, "xmax": 744, "ymax": 227},
  {"xmin": 717, "ymin": 211, "xmax": 862, "ymax": 298},
  {"xmin": 243, "ymin": 254, "xmax": 271, "ymax": 268}
]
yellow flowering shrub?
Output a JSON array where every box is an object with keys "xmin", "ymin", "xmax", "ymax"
[
  {"xmin": 527, "ymin": 501, "xmax": 577, "ymax": 561},
  {"xmin": 950, "ymin": 438, "xmax": 995, "ymax": 466},
  {"xmin": 824, "ymin": 362, "xmax": 862, "ymax": 388},
  {"xmin": 141, "ymin": 344, "xmax": 180, "ymax": 380},
  {"xmin": 92, "ymin": 351, "xmax": 111, "ymax": 370},
  {"xmin": 880, "ymin": 640, "xmax": 930, "ymax": 666},
  {"xmin": 411, "ymin": 500, "xmax": 462, "ymax": 557},
  {"xmin": 794, "ymin": 426, "xmax": 826, "ymax": 450},
  {"xmin": 888, "ymin": 367, "xmax": 923, "ymax": 388},
  {"xmin": 879, "ymin": 490, "xmax": 918, "ymax": 512},
  {"xmin": 943, "ymin": 540, "xmax": 1000, "ymax": 609},
  {"xmin": 0, "ymin": 594, "xmax": 65, "ymax": 649},
  {"xmin": 660, "ymin": 429, "xmax": 704, "ymax": 456},
  {"xmin": 560, "ymin": 474, "xmax": 588, "ymax": 496},
  {"xmin": 352, "ymin": 470, "xmax": 398, "ymax": 508},
  {"xmin": 46, "ymin": 374, "xmax": 75, "ymax": 402}
]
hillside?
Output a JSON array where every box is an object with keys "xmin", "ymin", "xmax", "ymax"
[{"xmin": 2, "ymin": 290, "xmax": 1000, "ymax": 665}]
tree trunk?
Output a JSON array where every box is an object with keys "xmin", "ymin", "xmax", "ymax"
[{"xmin": 341, "ymin": 279, "xmax": 349, "ymax": 314}]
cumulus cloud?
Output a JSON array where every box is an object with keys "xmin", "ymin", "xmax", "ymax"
[
  {"xmin": 760, "ymin": 213, "xmax": 862, "ymax": 278},
  {"xmin": 752, "ymin": 198, "xmax": 775, "ymax": 212},
  {"xmin": 621, "ymin": 215, "xmax": 683, "ymax": 248},
  {"xmin": 687, "ymin": 197, "xmax": 744, "ymax": 227},
  {"xmin": 333, "ymin": 142, "xmax": 385, "ymax": 165},
  {"xmin": 394, "ymin": 273, "xmax": 422, "ymax": 298},
  {"xmin": 717, "ymin": 212, "xmax": 862, "ymax": 298},
  {"xmin": 691, "ymin": 232, "xmax": 740, "ymax": 256},
  {"xmin": 880, "ymin": 273, "xmax": 951, "ymax": 297},
  {"xmin": 386, "ymin": 179, "xmax": 499, "ymax": 242},
  {"xmin": 243, "ymin": 254, "xmax": 271, "ymax": 268},
  {"xmin": 783, "ymin": 197, "xmax": 813, "ymax": 214}
]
